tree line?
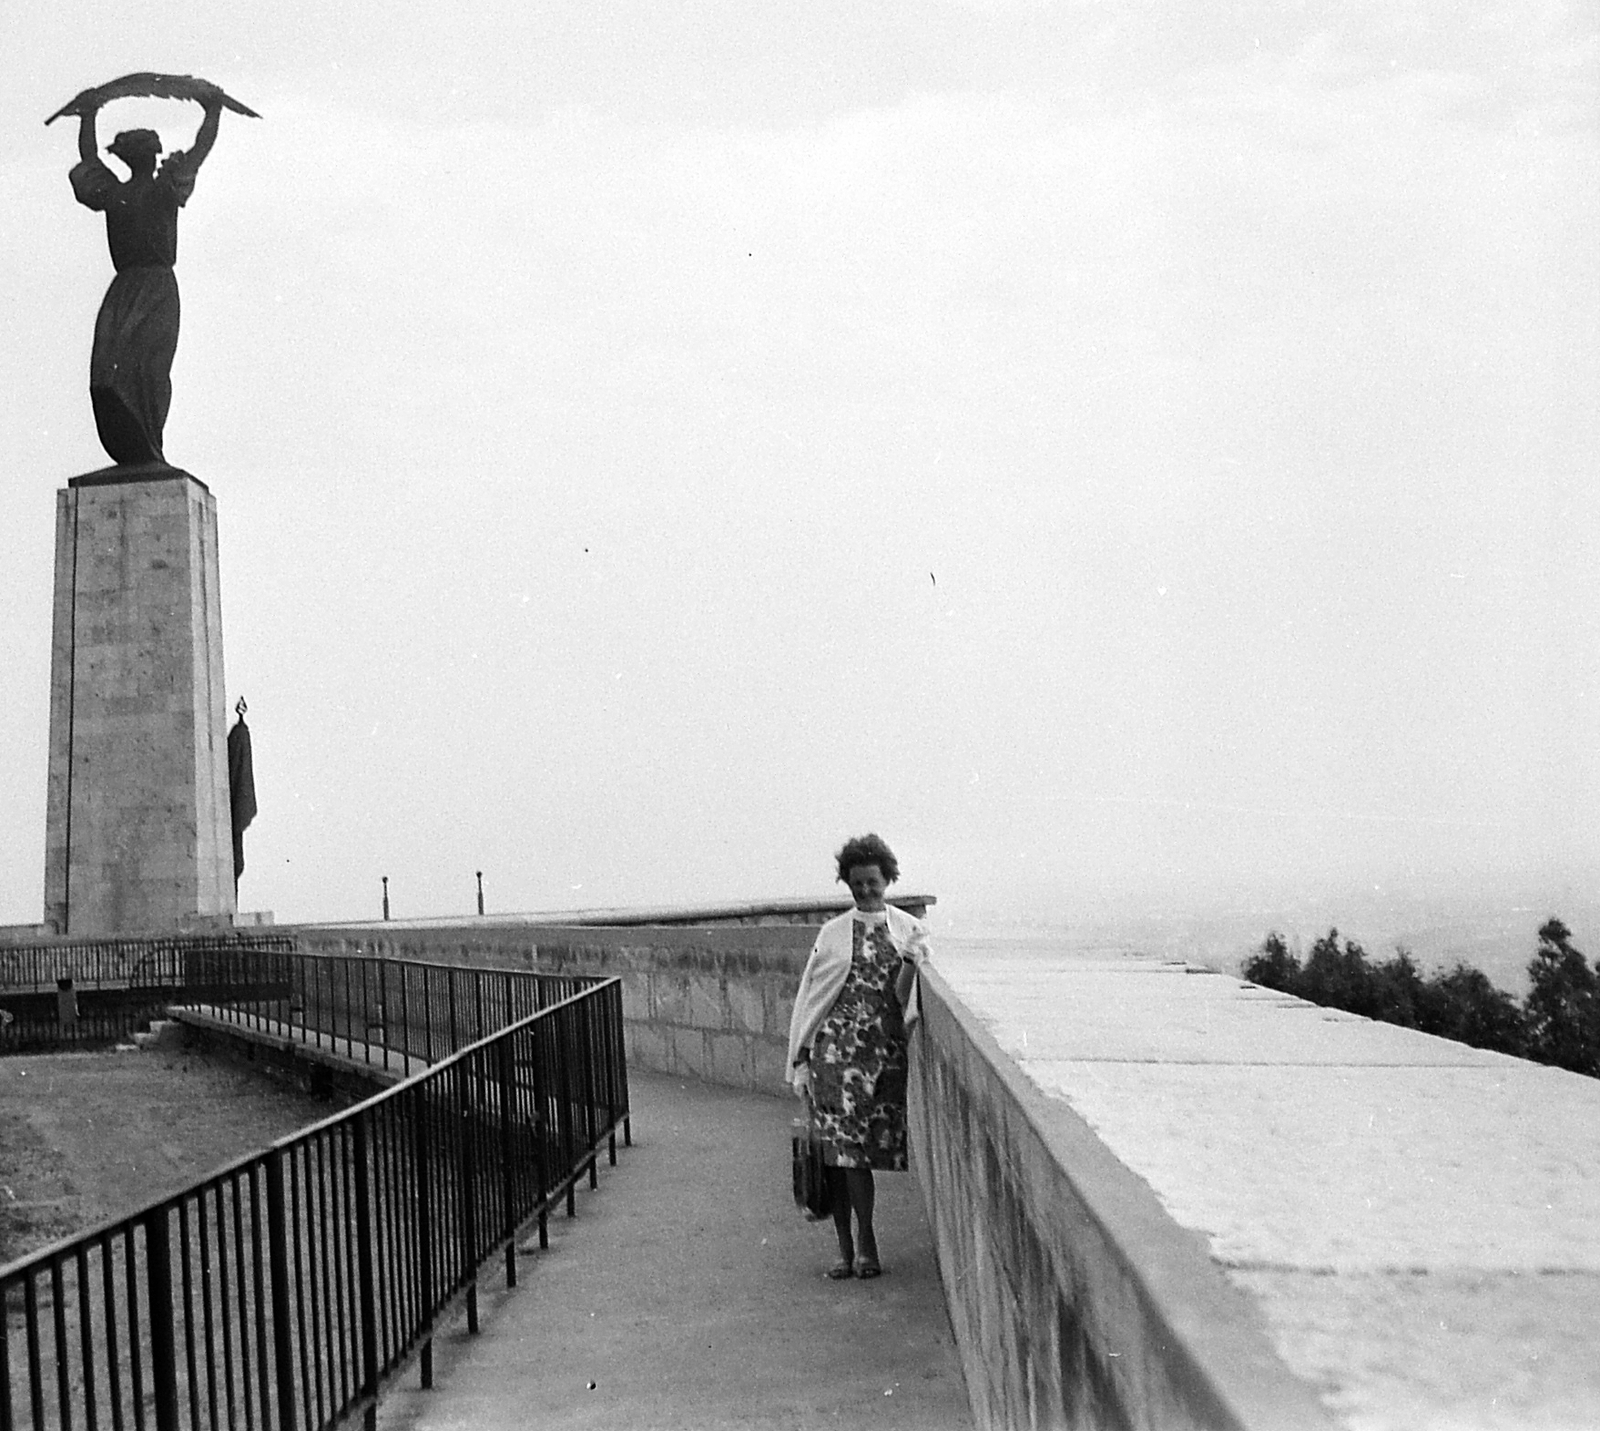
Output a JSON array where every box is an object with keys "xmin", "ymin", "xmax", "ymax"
[{"xmin": 1242, "ymin": 918, "xmax": 1600, "ymax": 1078}]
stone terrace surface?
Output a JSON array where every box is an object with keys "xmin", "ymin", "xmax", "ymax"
[
  {"xmin": 373, "ymin": 1069, "xmax": 971, "ymax": 1431},
  {"xmin": 936, "ymin": 938, "xmax": 1600, "ymax": 1431}
]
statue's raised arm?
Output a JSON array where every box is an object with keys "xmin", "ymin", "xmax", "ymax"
[{"xmin": 50, "ymin": 74, "xmax": 257, "ymax": 468}]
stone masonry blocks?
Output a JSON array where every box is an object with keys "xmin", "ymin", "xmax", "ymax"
[
  {"xmin": 43, "ymin": 473, "xmax": 235, "ymax": 936},
  {"xmin": 686, "ymin": 973, "xmax": 725, "ymax": 1030},
  {"xmin": 725, "ymin": 980, "xmax": 765, "ymax": 1036},
  {"xmin": 651, "ymin": 972, "xmax": 693, "ymax": 1026}
]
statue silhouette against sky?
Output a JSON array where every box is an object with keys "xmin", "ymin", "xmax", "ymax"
[{"xmin": 49, "ymin": 75, "xmax": 257, "ymax": 467}]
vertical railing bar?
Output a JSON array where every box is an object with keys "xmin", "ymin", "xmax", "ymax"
[
  {"xmin": 102, "ymin": 1234, "xmax": 125, "ymax": 1431},
  {"xmin": 605, "ymin": 983, "xmax": 619, "ymax": 1163},
  {"xmin": 386, "ymin": 1097, "xmax": 413, "ymax": 1366},
  {"xmin": 216, "ymin": 1185, "xmax": 239, "ymax": 1431},
  {"xmin": 497, "ymin": 1034, "xmax": 517, "ymax": 1288},
  {"xmin": 455, "ymin": 1062, "xmax": 478, "ymax": 1334},
  {"xmin": 339, "ymin": 1123, "xmax": 362, "ymax": 1409},
  {"xmin": 338, "ymin": 1124, "xmax": 358, "ymax": 1413},
  {"xmin": 288, "ymin": 1153, "xmax": 313, "ymax": 1431},
  {"xmin": 180, "ymin": 1201, "xmax": 202, "ymax": 1431},
  {"xmin": 399, "ymin": 967, "xmax": 413, "ymax": 1076},
  {"xmin": 396, "ymin": 1096, "xmax": 420, "ymax": 1346},
  {"xmin": 342, "ymin": 960, "xmax": 353, "ymax": 1058},
  {"xmin": 307, "ymin": 1139, "xmax": 329, "ymax": 1431},
  {"xmin": 422, "ymin": 967, "xmax": 433, "ymax": 1069},
  {"xmin": 556, "ymin": 1010, "xmax": 577, "ymax": 1218},
  {"xmin": 352, "ymin": 1116, "xmax": 380, "ymax": 1430},
  {"xmin": 369, "ymin": 1105, "xmax": 392, "ymax": 1370},
  {"xmin": 126, "ymin": 1225, "xmax": 147, "ymax": 1431},
  {"xmin": 198, "ymin": 1189, "xmax": 220, "ymax": 1431},
  {"xmin": 77, "ymin": 1245, "xmax": 100, "ymax": 1431},
  {"xmin": 616, "ymin": 980, "xmax": 632, "ymax": 1147},
  {"xmin": 578, "ymin": 998, "xmax": 599, "ymax": 1189},
  {"xmin": 361, "ymin": 957, "xmax": 372, "ymax": 1066},
  {"xmin": 249, "ymin": 1170, "xmax": 271, "ymax": 1431},
  {"xmin": 412, "ymin": 1086, "xmax": 435, "ymax": 1391},
  {"xmin": 320, "ymin": 1127, "xmax": 341, "ymax": 1411},
  {"xmin": 24, "ymin": 1274, "xmax": 44, "ymax": 1431},
  {"xmin": 0, "ymin": 1274, "xmax": 12, "ymax": 1431},
  {"xmin": 264, "ymin": 1151, "xmax": 297, "ymax": 1431},
  {"xmin": 145, "ymin": 1209, "xmax": 179, "ymax": 1431},
  {"xmin": 447, "ymin": 1065, "xmax": 464, "ymax": 1295},
  {"xmin": 528, "ymin": 1018, "xmax": 550, "ymax": 1250},
  {"xmin": 51, "ymin": 1257, "xmax": 73, "ymax": 1431},
  {"xmin": 232, "ymin": 1178, "xmax": 256, "ymax": 1431},
  {"xmin": 447, "ymin": 975, "xmax": 458, "ymax": 1060}
]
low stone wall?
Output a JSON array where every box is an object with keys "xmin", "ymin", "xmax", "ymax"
[
  {"xmin": 289, "ymin": 921, "xmax": 817, "ymax": 1094},
  {"xmin": 907, "ymin": 963, "xmax": 1335, "ymax": 1431}
]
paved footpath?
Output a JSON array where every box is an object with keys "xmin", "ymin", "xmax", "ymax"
[
  {"xmin": 373, "ymin": 1069, "xmax": 972, "ymax": 1431},
  {"xmin": 938, "ymin": 939, "xmax": 1600, "ymax": 1431}
]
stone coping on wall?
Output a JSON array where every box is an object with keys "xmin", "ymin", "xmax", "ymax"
[
  {"xmin": 307, "ymin": 893, "xmax": 935, "ymax": 929},
  {"xmin": 909, "ymin": 961, "xmax": 1337, "ymax": 1431},
  {"xmin": 931, "ymin": 943, "xmax": 1600, "ymax": 1429}
]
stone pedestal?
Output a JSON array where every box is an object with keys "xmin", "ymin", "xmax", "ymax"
[{"xmin": 43, "ymin": 468, "xmax": 236, "ymax": 936}]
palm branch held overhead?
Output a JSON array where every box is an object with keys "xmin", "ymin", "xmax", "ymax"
[{"xmin": 49, "ymin": 75, "xmax": 257, "ymax": 467}]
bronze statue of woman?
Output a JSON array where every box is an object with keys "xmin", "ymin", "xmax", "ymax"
[{"xmin": 57, "ymin": 81, "xmax": 243, "ymax": 466}]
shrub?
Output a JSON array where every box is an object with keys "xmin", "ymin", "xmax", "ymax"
[
  {"xmin": 1244, "ymin": 919, "xmax": 1600, "ymax": 1075},
  {"xmin": 1524, "ymin": 919, "xmax": 1600, "ymax": 1076},
  {"xmin": 1242, "ymin": 931, "xmax": 1300, "ymax": 990},
  {"xmin": 1414, "ymin": 963, "xmax": 1526, "ymax": 1058}
]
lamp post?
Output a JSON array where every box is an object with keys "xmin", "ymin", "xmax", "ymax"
[
  {"xmin": 476, "ymin": 870, "xmax": 484, "ymax": 917},
  {"xmin": 381, "ymin": 875, "xmax": 390, "ymax": 921}
]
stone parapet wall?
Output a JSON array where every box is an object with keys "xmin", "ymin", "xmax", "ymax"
[
  {"xmin": 907, "ymin": 963, "xmax": 1335, "ymax": 1431},
  {"xmin": 290, "ymin": 921, "xmax": 817, "ymax": 1094}
]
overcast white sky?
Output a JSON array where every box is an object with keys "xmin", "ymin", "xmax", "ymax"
[{"xmin": 1, "ymin": 1, "xmax": 1596, "ymax": 934}]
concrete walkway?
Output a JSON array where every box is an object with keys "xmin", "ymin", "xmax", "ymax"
[
  {"xmin": 373, "ymin": 1070, "xmax": 972, "ymax": 1431},
  {"xmin": 937, "ymin": 939, "xmax": 1600, "ymax": 1431}
]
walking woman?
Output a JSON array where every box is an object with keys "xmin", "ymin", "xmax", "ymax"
[{"xmin": 787, "ymin": 834, "xmax": 930, "ymax": 1279}]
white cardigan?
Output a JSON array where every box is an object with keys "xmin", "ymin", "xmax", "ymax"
[{"xmin": 784, "ymin": 904, "xmax": 931, "ymax": 1092}]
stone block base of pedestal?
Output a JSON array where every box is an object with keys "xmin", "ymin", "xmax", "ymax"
[{"xmin": 43, "ymin": 467, "xmax": 236, "ymax": 936}]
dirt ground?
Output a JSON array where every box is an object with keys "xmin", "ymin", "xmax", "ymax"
[{"xmin": 0, "ymin": 1044, "xmax": 348, "ymax": 1267}]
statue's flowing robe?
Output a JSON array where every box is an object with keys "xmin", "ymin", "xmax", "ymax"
[{"xmin": 70, "ymin": 153, "xmax": 197, "ymax": 465}]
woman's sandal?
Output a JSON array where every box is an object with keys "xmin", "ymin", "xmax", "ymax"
[
  {"xmin": 855, "ymin": 1258, "xmax": 882, "ymax": 1279},
  {"xmin": 827, "ymin": 1260, "xmax": 855, "ymax": 1280}
]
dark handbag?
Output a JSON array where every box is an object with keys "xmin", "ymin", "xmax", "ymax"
[{"xmin": 791, "ymin": 1109, "xmax": 832, "ymax": 1221}]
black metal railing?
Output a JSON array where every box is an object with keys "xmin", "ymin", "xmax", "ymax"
[
  {"xmin": 185, "ymin": 950, "xmax": 601, "ymax": 1075},
  {"xmin": 0, "ymin": 938, "xmax": 295, "ymax": 995},
  {"xmin": 0, "ymin": 974, "xmax": 629, "ymax": 1431},
  {"xmin": 0, "ymin": 938, "xmax": 296, "ymax": 1054}
]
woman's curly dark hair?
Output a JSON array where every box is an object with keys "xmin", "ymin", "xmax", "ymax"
[{"xmin": 834, "ymin": 833, "xmax": 899, "ymax": 885}]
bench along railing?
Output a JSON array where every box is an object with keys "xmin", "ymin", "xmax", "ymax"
[{"xmin": 0, "ymin": 975, "xmax": 630, "ymax": 1431}]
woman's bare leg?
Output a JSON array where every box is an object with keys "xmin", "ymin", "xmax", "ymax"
[
  {"xmin": 828, "ymin": 1168, "xmax": 855, "ymax": 1274},
  {"xmin": 846, "ymin": 1169, "xmax": 878, "ymax": 1270}
]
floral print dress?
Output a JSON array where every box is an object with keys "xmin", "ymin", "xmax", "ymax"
[{"xmin": 810, "ymin": 913, "xmax": 909, "ymax": 1171}]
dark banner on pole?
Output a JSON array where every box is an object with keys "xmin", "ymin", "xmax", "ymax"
[{"xmin": 228, "ymin": 713, "xmax": 257, "ymax": 883}]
